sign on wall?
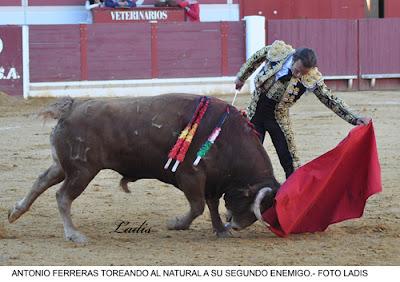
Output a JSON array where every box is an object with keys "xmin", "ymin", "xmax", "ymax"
[
  {"xmin": 92, "ymin": 7, "xmax": 186, "ymax": 23},
  {"xmin": 0, "ymin": 26, "xmax": 23, "ymax": 96}
]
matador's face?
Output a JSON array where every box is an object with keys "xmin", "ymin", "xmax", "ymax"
[{"xmin": 291, "ymin": 60, "xmax": 311, "ymax": 78}]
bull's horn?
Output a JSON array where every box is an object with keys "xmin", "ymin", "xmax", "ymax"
[{"xmin": 252, "ymin": 187, "xmax": 272, "ymax": 226}]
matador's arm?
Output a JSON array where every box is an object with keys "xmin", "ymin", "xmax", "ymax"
[
  {"xmin": 313, "ymin": 82, "xmax": 360, "ymax": 125},
  {"xmin": 236, "ymin": 46, "xmax": 270, "ymax": 82}
]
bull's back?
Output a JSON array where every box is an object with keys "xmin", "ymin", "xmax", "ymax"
[
  {"xmin": 52, "ymin": 94, "xmax": 271, "ymax": 186},
  {"xmin": 55, "ymin": 94, "xmax": 225, "ymax": 177}
]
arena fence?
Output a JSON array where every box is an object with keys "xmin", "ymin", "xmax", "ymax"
[
  {"xmin": 1, "ymin": 17, "xmax": 400, "ymax": 97},
  {"xmin": 267, "ymin": 18, "xmax": 400, "ymax": 91},
  {"xmin": 29, "ymin": 22, "xmax": 245, "ymax": 82}
]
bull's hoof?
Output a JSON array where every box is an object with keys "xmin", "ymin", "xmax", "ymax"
[
  {"xmin": 216, "ymin": 229, "xmax": 234, "ymax": 238},
  {"xmin": 167, "ymin": 217, "xmax": 190, "ymax": 230},
  {"xmin": 8, "ymin": 205, "xmax": 24, "ymax": 223},
  {"xmin": 65, "ymin": 231, "xmax": 88, "ymax": 244}
]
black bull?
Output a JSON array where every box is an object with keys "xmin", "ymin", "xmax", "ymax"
[{"xmin": 8, "ymin": 94, "xmax": 280, "ymax": 243}]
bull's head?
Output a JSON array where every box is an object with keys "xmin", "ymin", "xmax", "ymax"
[{"xmin": 223, "ymin": 183, "xmax": 278, "ymax": 230}]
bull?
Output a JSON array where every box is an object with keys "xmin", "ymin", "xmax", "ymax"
[{"xmin": 8, "ymin": 94, "xmax": 280, "ymax": 243}]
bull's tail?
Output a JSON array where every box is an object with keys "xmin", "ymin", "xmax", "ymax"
[{"xmin": 38, "ymin": 97, "xmax": 75, "ymax": 121}]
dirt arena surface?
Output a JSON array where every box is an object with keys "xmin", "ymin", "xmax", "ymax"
[{"xmin": 0, "ymin": 91, "xmax": 399, "ymax": 266}]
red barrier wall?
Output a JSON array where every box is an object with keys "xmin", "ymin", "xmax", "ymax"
[
  {"xmin": 86, "ymin": 23, "xmax": 152, "ymax": 80},
  {"xmin": 359, "ymin": 19, "xmax": 400, "ymax": 74},
  {"xmin": 0, "ymin": 0, "xmax": 21, "ymax": 6},
  {"xmin": 267, "ymin": 19, "xmax": 358, "ymax": 77},
  {"xmin": 359, "ymin": 18, "xmax": 400, "ymax": 89},
  {"xmin": 226, "ymin": 21, "xmax": 245, "ymax": 76},
  {"xmin": 385, "ymin": 0, "xmax": 400, "ymax": 17},
  {"xmin": 267, "ymin": 18, "xmax": 400, "ymax": 90},
  {"xmin": 21, "ymin": 18, "xmax": 400, "ymax": 95},
  {"xmin": 29, "ymin": 22, "xmax": 245, "ymax": 83},
  {"xmin": 30, "ymin": 25, "xmax": 81, "ymax": 82},
  {"xmin": 240, "ymin": 0, "xmax": 365, "ymax": 20},
  {"xmin": 0, "ymin": 26, "xmax": 23, "ymax": 96},
  {"xmin": 157, "ymin": 23, "xmax": 221, "ymax": 78}
]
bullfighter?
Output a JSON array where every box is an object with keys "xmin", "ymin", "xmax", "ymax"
[{"xmin": 235, "ymin": 40, "xmax": 371, "ymax": 178}]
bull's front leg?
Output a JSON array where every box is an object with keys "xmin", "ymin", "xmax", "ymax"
[
  {"xmin": 167, "ymin": 172, "xmax": 206, "ymax": 230},
  {"xmin": 206, "ymin": 197, "xmax": 233, "ymax": 238},
  {"xmin": 167, "ymin": 193, "xmax": 205, "ymax": 231}
]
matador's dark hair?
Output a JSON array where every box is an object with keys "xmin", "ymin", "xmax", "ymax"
[{"xmin": 293, "ymin": 48, "xmax": 318, "ymax": 68}]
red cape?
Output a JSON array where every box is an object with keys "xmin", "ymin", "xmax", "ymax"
[{"xmin": 263, "ymin": 122, "xmax": 382, "ymax": 237}]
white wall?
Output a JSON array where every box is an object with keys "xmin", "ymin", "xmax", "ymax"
[
  {"xmin": 0, "ymin": 6, "xmax": 89, "ymax": 25},
  {"xmin": 244, "ymin": 16, "xmax": 266, "ymax": 92},
  {"xmin": 200, "ymin": 4, "xmax": 239, "ymax": 22},
  {"xmin": 28, "ymin": 77, "xmax": 249, "ymax": 98}
]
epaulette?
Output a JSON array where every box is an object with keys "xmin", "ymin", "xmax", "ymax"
[
  {"xmin": 266, "ymin": 40, "xmax": 295, "ymax": 62},
  {"xmin": 301, "ymin": 67, "xmax": 323, "ymax": 89}
]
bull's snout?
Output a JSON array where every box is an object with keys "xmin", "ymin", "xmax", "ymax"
[
  {"xmin": 224, "ymin": 210, "xmax": 235, "ymax": 229},
  {"xmin": 224, "ymin": 214, "xmax": 242, "ymax": 231},
  {"xmin": 224, "ymin": 218, "xmax": 244, "ymax": 231},
  {"xmin": 225, "ymin": 223, "xmax": 240, "ymax": 231}
]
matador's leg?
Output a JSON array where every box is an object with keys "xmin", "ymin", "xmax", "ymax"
[{"xmin": 274, "ymin": 107, "xmax": 301, "ymax": 178}]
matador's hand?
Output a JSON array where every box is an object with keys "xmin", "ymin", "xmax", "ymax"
[
  {"xmin": 356, "ymin": 117, "xmax": 372, "ymax": 125},
  {"xmin": 234, "ymin": 78, "xmax": 245, "ymax": 91}
]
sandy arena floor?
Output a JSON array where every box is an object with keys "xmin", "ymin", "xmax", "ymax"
[{"xmin": 0, "ymin": 91, "xmax": 399, "ymax": 266}]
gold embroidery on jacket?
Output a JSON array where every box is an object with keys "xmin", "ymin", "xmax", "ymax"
[
  {"xmin": 247, "ymin": 75, "xmax": 277, "ymax": 120},
  {"xmin": 237, "ymin": 40, "xmax": 295, "ymax": 82},
  {"xmin": 247, "ymin": 75, "xmax": 274, "ymax": 120},
  {"xmin": 267, "ymin": 40, "xmax": 295, "ymax": 62},
  {"xmin": 238, "ymin": 41, "xmax": 295, "ymax": 120},
  {"xmin": 274, "ymin": 94, "xmax": 301, "ymax": 169},
  {"xmin": 301, "ymin": 67, "xmax": 323, "ymax": 89},
  {"xmin": 247, "ymin": 88, "xmax": 262, "ymax": 120},
  {"xmin": 265, "ymin": 79, "xmax": 291, "ymax": 102},
  {"xmin": 286, "ymin": 77, "xmax": 301, "ymax": 97},
  {"xmin": 313, "ymin": 82, "xmax": 360, "ymax": 125},
  {"xmin": 236, "ymin": 46, "xmax": 270, "ymax": 82}
]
